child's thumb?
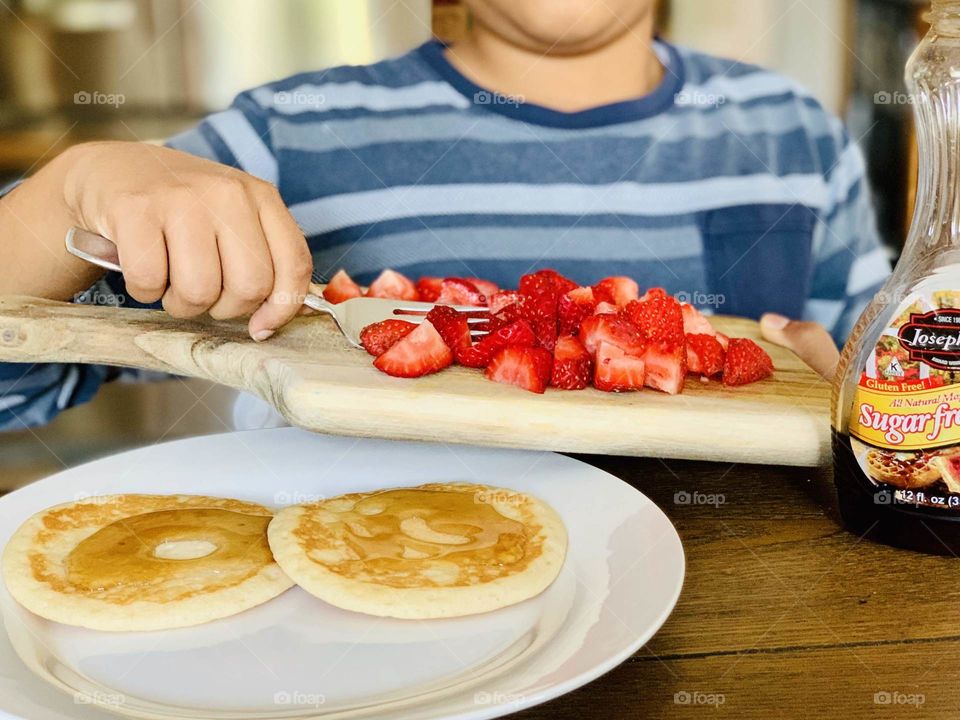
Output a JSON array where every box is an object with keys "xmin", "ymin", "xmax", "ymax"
[{"xmin": 759, "ymin": 313, "xmax": 840, "ymax": 380}]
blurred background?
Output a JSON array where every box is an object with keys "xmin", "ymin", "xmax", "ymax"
[{"xmin": 0, "ymin": 0, "xmax": 925, "ymax": 488}]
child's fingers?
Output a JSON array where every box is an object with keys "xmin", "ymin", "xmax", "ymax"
[
  {"xmin": 207, "ymin": 197, "xmax": 274, "ymax": 321},
  {"xmin": 112, "ymin": 218, "xmax": 168, "ymax": 304},
  {"xmin": 760, "ymin": 313, "xmax": 839, "ymax": 380},
  {"xmin": 161, "ymin": 210, "xmax": 222, "ymax": 319},
  {"xmin": 247, "ymin": 192, "xmax": 312, "ymax": 341}
]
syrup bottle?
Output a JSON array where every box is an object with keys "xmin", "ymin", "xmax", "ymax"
[{"xmin": 833, "ymin": 0, "xmax": 960, "ymax": 554}]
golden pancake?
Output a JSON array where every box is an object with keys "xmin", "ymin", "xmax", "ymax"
[
  {"xmin": 2, "ymin": 494, "xmax": 293, "ymax": 631},
  {"xmin": 268, "ymin": 482, "xmax": 567, "ymax": 619}
]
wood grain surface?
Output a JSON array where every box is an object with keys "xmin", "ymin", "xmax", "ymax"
[
  {"xmin": 514, "ymin": 456, "xmax": 953, "ymax": 720},
  {"xmin": 0, "ymin": 295, "xmax": 830, "ymax": 466}
]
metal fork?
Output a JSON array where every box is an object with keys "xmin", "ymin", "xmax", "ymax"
[{"xmin": 65, "ymin": 227, "xmax": 489, "ymax": 348}]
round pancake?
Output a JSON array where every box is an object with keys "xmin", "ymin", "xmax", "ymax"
[
  {"xmin": 268, "ymin": 482, "xmax": 567, "ymax": 619},
  {"xmin": 2, "ymin": 494, "xmax": 293, "ymax": 631}
]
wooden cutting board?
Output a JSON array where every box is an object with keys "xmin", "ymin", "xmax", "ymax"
[{"xmin": 0, "ymin": 295, "xmax": 831, "ymax": 466}]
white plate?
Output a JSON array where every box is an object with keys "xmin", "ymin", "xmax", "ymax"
[{"xmin": 0, "ymin": 429, "xmax": 684, "ymax": 720}]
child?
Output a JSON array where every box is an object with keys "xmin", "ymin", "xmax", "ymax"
[{"xmin": 0, "ymin": 0, "xmax": 887, "ymax": 430}]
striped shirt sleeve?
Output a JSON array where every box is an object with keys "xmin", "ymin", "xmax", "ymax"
[
  {"xmin": 0, "ymin": 93, "xmax": 277, "ymax": 432},
  {"xmin": 803, "ymin": 130, "xmax": 891, "ymax": 345}
]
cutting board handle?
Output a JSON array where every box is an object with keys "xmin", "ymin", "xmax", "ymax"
[{"xmin": 0, "ymin": 295, "xmax": 251, "ymax": 382}]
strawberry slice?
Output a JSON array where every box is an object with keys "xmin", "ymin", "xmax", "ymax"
[
  {"xmin": 593, "ymin": 276, "xmax": 640, "ymax": 307},
  {"xmin": 578, "ymin": 314, "xmax": 647, "ymax": 356},
  {"xmin": 594, "ymin": 341, "xmax": 646, "ymax": 392},
  {"xmin": 426, "ymin": 305, "xmax": 472, "ymax": 356},
  {"xmin": 723, "ymin": 338, "xmax": 774, "ymax": 386},
  {"xmin": 437, "ymin": 278, "xmax": 487, "ymax": 306},
  {"xmin": 642, "ymin": 341, "xmax": 687, "ymax": 395},
  {"xmin": 416, "ymin": 276, "xmax": 444, "ymax": 302},
  {"xmin": 716, "ymin": 332, "xmax": 730, "ymax": 351},
  {"xmin": 686, "ymin": 333, "xmax": 725, "ymax": 377},
  {"xmin": 458, "ymin": 319, "xmax": 537, "ymax": 368},
  {"xmin": 551, "ymin": 335, "xmax": 593, "ymax": 390},
  {"xmin": 373, "ymin": 320, "xmax": 453, "ymax": 377},
  {"xmin": 519, "ymin": 269, "xmax": 578, "ymax": 297},
  {"xmin": 359, "ymin": 319, "xmax": 417, "ymax": 357},
  {"xmin": 366, "ymin": 269, "xmax": 418, "ymax": 300},
  {"xmin": 623, "ymin": 293, "xmax": 685, "ymax": 344},
  {"xmin": 681, "ymin": 303, "xmax": 717, "ymax": 336},
  {"xmin": 594, "ymin": 301, "xmax": 619, "ymax": 315},
  {"xmin": 517, "ymin": 292, "xmax": 559, "ymax": 351},
  {"xmin": 489, "ymin": 290, "xmax": 520, "ymax": 315},
  {"xmin": 558, "ymin": 287, "xmax": 597, "ymax": 336},
  {"xmin": 485, "ymin": 346, "xmax": 553, "ymax": 394},
  {"xmin": 323, "ymin": 269, "xmax": 362, "ymax": 304},
  {"xmin": 468, "ymin": 278, "xmax": 500, "ymax": 298}
]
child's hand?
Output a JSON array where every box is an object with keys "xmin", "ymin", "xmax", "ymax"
[
  {"xmin": 760, "ymin": 314, "xmax": 839, "ymax": 380},
  {"xmin": 65, "ymin": 142, "xmax": 312, "ymax": 341}
]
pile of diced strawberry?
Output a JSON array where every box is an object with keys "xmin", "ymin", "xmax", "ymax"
[{"xmin": 323, "ymin": 268, "xmax": 774, "ymax": 395}]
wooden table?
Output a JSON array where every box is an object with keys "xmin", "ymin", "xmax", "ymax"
[{"xmin": 518, "ymin": 455, "xmax": 949, "ymax": 719}]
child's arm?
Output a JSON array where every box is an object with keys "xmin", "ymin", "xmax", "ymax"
[{"xmin": 0, "ymin": 140, "xmax": 311, "ymax": 342}]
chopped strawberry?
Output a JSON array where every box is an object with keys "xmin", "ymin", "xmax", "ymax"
[
  {"xmin": 426, "ymin": 306, "xmax": 472, "ymax": 356},
  {"xmin": 623, "ymin": 293, "xmax": 685, "ymax": 344},
  {"xmin": 551, "ymin": 335, "xmax": 593, "ymax": 390},
  {"xmin": 681, "ymin": 303, "xmax": 717, "ymax": 336},
  {"xmin": 416, "ymin": 276, "xmax": 444, "ymax": 302},
  {"xmin": 485, "ymin": 346, "xmax": 553, "ymax": 394},
  {"xmin": 517, "ymin": 292, "xmax": 559, "ymax": 351},
  {"xmin": 366, "ymin": 269, "xmax": 418, "ymax": 300},
  {"xmin": 686, "ymin": 333, "xmax": 725, "ymax": 377},
  {"xmin": 593, "ymin": 276, "xmax": 640, "ymax": 307},
  {"xmin": 519, "ymin": 269, "xmax": 578, "ymax": 297},
  {"xmin": 489, "ymin": 290, "xmax": 521, "ymax": 315},
  {"xmin": 578, "ymin": 314, "xmax": 647, "ymax": 356},
  {"xmin": 323, "ymin": 269, "xmax": 362, "ymax": 304},
  {"xmin": 437, "ymin": 278, "xmax": 487, "ymax": 306},
  {"xmin": 373, "ymin": 320, "xmax": 452, "ymax": 377},
  {"xmin": 594, "ymin": 341, "xmax": 646, "ymax": 392},
  {"xmin": 642, "ymin": 341, "xmax": 687, "ymax": 395},
  {"xmin": 478, "ymin": 319, "xmax": 537, "ymax": 354},
  {"xmin": 558, "ymin": 287, "xmax": 597, "ymax": 336},
  {"xmin": 723, "ymin": 338, "xmax": 774, "ymax": 386},
  {"xmin": 468, "ymin": 278, "xmax": 500, "ymax": 298},
  {"xmin": 716, "ymin": 332, "xmax": 730, "ymax": 351},
  {"xmin": 359, "ymin": 319, "xmax": 417, "ymax": 357},
  {"xmin": 594, "ymin": 301, "xmax": 619, "ymax": 315},
  {"xmin": 640, "ymin": 287, "xmax": 668, "ymax": 301}
]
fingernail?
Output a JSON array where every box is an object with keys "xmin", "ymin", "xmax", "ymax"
[
  {"xmin": 252, "ymin": 329, "xmax": 274, "ymax": 342},
  {"xmin": 762, "ymin": 313, "xmax": 790, "ymax": 330}
]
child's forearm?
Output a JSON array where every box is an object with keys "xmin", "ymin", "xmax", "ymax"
[{"xmin": 0, "ymin": 144, "xmax": 106, "ymax": 301}]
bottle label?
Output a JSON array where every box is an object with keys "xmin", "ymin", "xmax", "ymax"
[{"xmin": 847, "ymin": 291, "xmax": 960, "ymax": 507}]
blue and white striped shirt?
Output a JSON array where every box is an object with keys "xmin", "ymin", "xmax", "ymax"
[{"xmin": 0, "ymin": 39, "xmax": 889, "ymax": 430}]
